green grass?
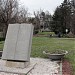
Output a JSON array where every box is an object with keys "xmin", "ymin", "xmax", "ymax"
[
  {"xmin": 0, "ymin": 41, "xmax": 4, "ymax": 50},
  {"xmin": 0, "ymin": 37, "xmax": 75, "ymax": 74},
  {"xmin": 31, "ymin": 37, "xmax": 75, "ymax": 57}
]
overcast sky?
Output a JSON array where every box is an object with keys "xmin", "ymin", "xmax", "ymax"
[{"xmin": 19, "ymin": 0, "xmax": 64, "ymax": 17}]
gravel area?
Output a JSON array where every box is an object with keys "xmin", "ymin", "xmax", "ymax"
[
  {"xmin": 29, "ymin": 58, "xmax": 60, "ymax": 75},
  {"xmin": 0, "ymin": 58, "xmax": 60, "ymax": 75}
]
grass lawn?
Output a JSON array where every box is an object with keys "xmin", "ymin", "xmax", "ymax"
[
  {"xmin": 0, "ymin": 41, "xmax": 4, "ymax": 50},
  {"xmin": 0, "ymin": 37, "xmax": 75, "ymax": 74},
  {"xmin": 31, "ymin": 37, "xmax": 75, "ymax": 75}
]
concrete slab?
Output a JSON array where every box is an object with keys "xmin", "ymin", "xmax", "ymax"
[
  {"xmin": 2, "ymin": 24, "xmax": 19, "ymax": 60},
  {"xmin": 28, "ymin": 58, "xmax": 60, "ymax": 75},
  {"xmin": 0, "ymin": 58, "xmax": 60, "ymax": 75},
  {"xmin": 0, "ymin": 59, "xmax": 36, "ymax": 75},
  {"xmin": 2, "ymin": 24, "xmax": 34, "ymax": 62},
  {"xmin": 6, "ymin": 61, "xmax": 30, "ymax": 68},
  {"xmin": 14, "ymin": 24, "xmax": 33, "ymax": 61}
]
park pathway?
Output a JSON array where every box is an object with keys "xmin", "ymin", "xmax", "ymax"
[
  {"xmin": 0, "ymin": 58, "xmax": 72, "ymax": 75},
  {"xmin": 0, "ymin": 58, "xmax": 60, "ymax": 75}
]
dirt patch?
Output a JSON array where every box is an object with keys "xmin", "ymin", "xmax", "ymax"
[{"xmin": 62, "ymin": 60, "xmax": 72, "ymax": 75}]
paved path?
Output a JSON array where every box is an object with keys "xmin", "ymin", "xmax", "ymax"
[
  {"xmin": 28, "ymin": 58, "xmax": 60, "ymax": 75},
  {"xmin": 0, "ymin": 58, "xmax": 60, "ymax": 75}
]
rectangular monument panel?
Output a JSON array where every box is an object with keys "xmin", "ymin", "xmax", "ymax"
[
  {"xmin": 2, "ymin": 24, "xmax": 19, "ymax": 60},
  {"xmin": 2, "ymin": 23, "xmax": 34, "ymax": 62},
  {"xmin": 15, "ymin": 24, "xmax": 33, "ymax": 61}
]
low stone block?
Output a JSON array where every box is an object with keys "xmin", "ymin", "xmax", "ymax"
[{"xmin": 6, "ymin": 61, "xmax": 30, "ymax": 69}]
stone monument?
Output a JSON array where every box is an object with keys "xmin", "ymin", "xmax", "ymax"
[{"xmin": 2, "ymin": 23, "xmax": 34, "ymax": 68}]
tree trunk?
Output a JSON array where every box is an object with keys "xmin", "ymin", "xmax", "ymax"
[{"xmin": 3, "ymin": 23, "xmax": 8, "ymax": 38}]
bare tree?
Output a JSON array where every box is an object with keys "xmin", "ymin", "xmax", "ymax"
[
  {"xmin": 17, "ymin": 6, "xmax": 29, "ymax": 23},
  {"xmin": 33, "ymin": 10, "xmax": 52, "ymax": 32},
  {"xmin": 0, "ymin": 0, "xmax": 18, "ymax": 37},
  {"xmin": 34, "ymin": 11, "xmax": 40, "ymax": 30}
]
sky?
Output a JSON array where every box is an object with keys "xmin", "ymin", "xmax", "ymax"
[{"xmin": 19, "ymin": 0, "xmax": 64, "ymax": 17}]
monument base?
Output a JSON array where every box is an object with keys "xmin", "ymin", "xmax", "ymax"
[
  {"xmin": 6, "ymin": 60, "xmax": 30, "ymax": 69},
  {"xmin": 0, "ymin": 59, "xmax": 36, "ymax": 75}
]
